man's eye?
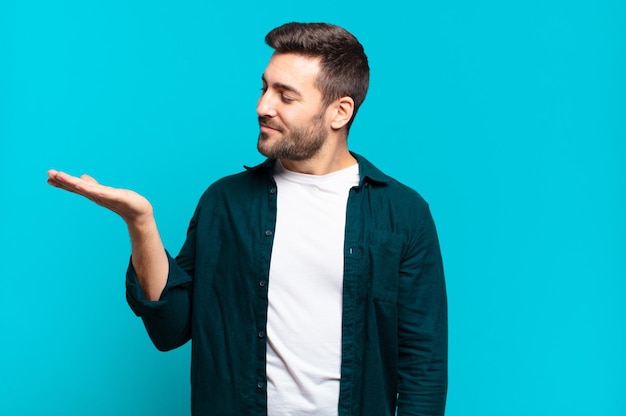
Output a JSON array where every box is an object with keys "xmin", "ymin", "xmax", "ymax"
[{"xmin": 281, "ymin": 94, "xmax": 295, "ymax": 103}]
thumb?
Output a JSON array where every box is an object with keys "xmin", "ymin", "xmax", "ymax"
[{"xmin": 80, "ymin": 174, "xmax": 99, "ymax": 185}]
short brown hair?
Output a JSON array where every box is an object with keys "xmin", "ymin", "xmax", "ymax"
[{"xmin": 265, "ymin": 22, "xmax": 369, "ymax": 131}]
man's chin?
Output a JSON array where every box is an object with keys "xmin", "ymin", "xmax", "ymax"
[{"xmin": 257, "ymin": 139, "xmax": 274, "ymax": 158}]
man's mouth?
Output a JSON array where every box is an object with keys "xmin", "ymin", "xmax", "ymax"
[{"xmin": 259, "ymin": 117, "xmax": 283, "ymax": 132}]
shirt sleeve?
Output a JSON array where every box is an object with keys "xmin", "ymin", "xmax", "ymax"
[
  {"xmin": 125, "ymin": 207, "xmax": 200, "ymax": 352},
  {"xmin": 396, "ymin": 204, "xmax": 448, "ymax": 415}
]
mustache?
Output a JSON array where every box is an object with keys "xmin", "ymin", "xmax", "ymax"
[{"xmin": 258, "ymin": 116, "xmax": 283, "ymax": 132}]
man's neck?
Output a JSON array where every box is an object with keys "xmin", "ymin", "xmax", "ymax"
[{"xmin": 280, "ymin": 147, "xmax": 357, "ymax": 176}]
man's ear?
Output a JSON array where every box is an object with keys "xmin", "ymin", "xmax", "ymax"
[{"xmin": 330, "ymin": 96, "xmax": 355, "ymax": 130}]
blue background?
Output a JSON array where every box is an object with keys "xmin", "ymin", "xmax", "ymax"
[{"xmin": 1, "ymin": 0, "xmax": 624, "ymax": 414}]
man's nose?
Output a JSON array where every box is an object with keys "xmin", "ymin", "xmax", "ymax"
[{"xmin": 256, "ymin": 92, "xmax": 278, "ymax": 118}]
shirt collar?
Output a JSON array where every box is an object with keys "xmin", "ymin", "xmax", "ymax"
[
  {"xmin": 350, "ymin": 152, "xmax": 391, "ymax": 186},
  {"xmin": 244, "ymin": 152, "xmax": 390, "ymax": 187}
]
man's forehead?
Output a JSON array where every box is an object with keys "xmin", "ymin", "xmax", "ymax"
[{"xmin": 262, "ymin": 52, "xmax": 322, "ymax": 85}]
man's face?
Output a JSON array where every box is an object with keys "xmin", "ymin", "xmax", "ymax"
[{"xmin": 256, "ymin": 53, "xmax": 330, "ymax": 161}]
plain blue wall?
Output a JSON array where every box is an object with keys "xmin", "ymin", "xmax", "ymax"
[{"xmin": 1, "ymin": 0, "xmax": 624, "ymax": 414}]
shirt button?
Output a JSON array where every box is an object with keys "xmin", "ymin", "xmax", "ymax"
[
  {"xmin": 257, "ymin": 381, "xmax": 264, "ymax": 389},
  {"xmin": 258, "ymin": 330, "xmax": 266, "ymax": 338},
  {"xmin": 265, "ymin": 230, "xmax": 273, "ymax": 236},
  {"xmin": 259, "ymin": 280, "xmax": 267, "ymax": 287},
  {"xmin": 269, "ymin": 187, "xmax": 277, "ymax": 194}
]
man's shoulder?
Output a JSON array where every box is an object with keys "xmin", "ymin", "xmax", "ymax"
[
  {"xmin": 198, "ymin": 158, "xmax": 275, "ymax": 202},
  {"xmin": 382, "ymin": 176, "xmax": 429, "ymax": 206},
  {"xmin": 355, "ymin": 153, "xmax": 429, "ymax": 208}
]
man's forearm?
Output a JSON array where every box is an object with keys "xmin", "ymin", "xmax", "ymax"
[{"xmin": 127, "ymin": 216, "xmax": 169, "ymax": 301}]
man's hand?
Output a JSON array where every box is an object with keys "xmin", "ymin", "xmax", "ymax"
[
  {"xmin": 47, "ymin": 169, "xmax": 153, "ymax": 225},
  {"xmin": 47, "ymin": 169, "xmax": 168, "ymax": 301}
]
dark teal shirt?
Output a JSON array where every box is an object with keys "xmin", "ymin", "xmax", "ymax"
[{"xmin": 126, "ymin": 153, "xmax": 447, "ymax": 415}]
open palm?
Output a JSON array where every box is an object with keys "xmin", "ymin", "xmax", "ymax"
[{"xmin": 47, "ymin": 170, "xmax": 153, "ymax": 224}]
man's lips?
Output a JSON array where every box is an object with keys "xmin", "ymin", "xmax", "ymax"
[
  {"xmin": 260, "ymin": 124, "xmax": 280, "ymax": 132},
  {"xmin": 259, "ymin": 117, "xmax": 283, "ymax": 132}
]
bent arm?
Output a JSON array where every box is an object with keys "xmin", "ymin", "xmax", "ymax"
[{"xmin": 125, "ymin": 209, "xmax": 199, "ymax": 351}]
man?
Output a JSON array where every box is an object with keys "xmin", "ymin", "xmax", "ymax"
[{"xmin": 48, "ymin": 22, "xmax": 447, "ymax": 415}]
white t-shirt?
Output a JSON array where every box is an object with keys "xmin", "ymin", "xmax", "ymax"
[{"xmin": 267, "ymin": 161, "xmax": 360, "ymax": 416}]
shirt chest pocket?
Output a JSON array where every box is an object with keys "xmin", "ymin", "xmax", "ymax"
[{"xmin": 364, "ymin": 230, "xmax": 404, "ymax": 303}]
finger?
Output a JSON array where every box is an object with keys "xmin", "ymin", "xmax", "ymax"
[
  {"xmin": 47, "ymin": 171, "xmax": 81, "ymax": 192},
  {"xmin": 47, "ymin": 170, "xmax": 108, "ymax": 199},
  {"xmin": 47, "ymin": 177, "xmax": 90, "ymax": 196},
  {"xmin": 47, "ymin": 170, "xmax": 80, "ymax": 185},
  {"xmin": 49, "ymin": 170, "xmax": 94, "ymax": 190}
]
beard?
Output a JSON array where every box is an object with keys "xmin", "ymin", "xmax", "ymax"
[{"xmin": 257, "ymin": 111, "xmax": 327, "ymax": 161}]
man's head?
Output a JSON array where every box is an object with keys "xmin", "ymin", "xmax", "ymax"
[
  {"xmin": 256, "ymin": 23, "xmax": 369, "ymax": 162},
  {"xmin": 264, "ymin": 22, "xmax": 369, "ymax": 131}
]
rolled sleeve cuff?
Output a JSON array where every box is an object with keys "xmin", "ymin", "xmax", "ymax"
[{"xmin": 125, "ymin": 250, "xmax": 192, "ymax": 317}]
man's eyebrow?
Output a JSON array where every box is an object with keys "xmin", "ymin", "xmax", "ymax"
[{"xmin": 261, "ymin": 75, "xmax": 302, "ymax": 97}]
